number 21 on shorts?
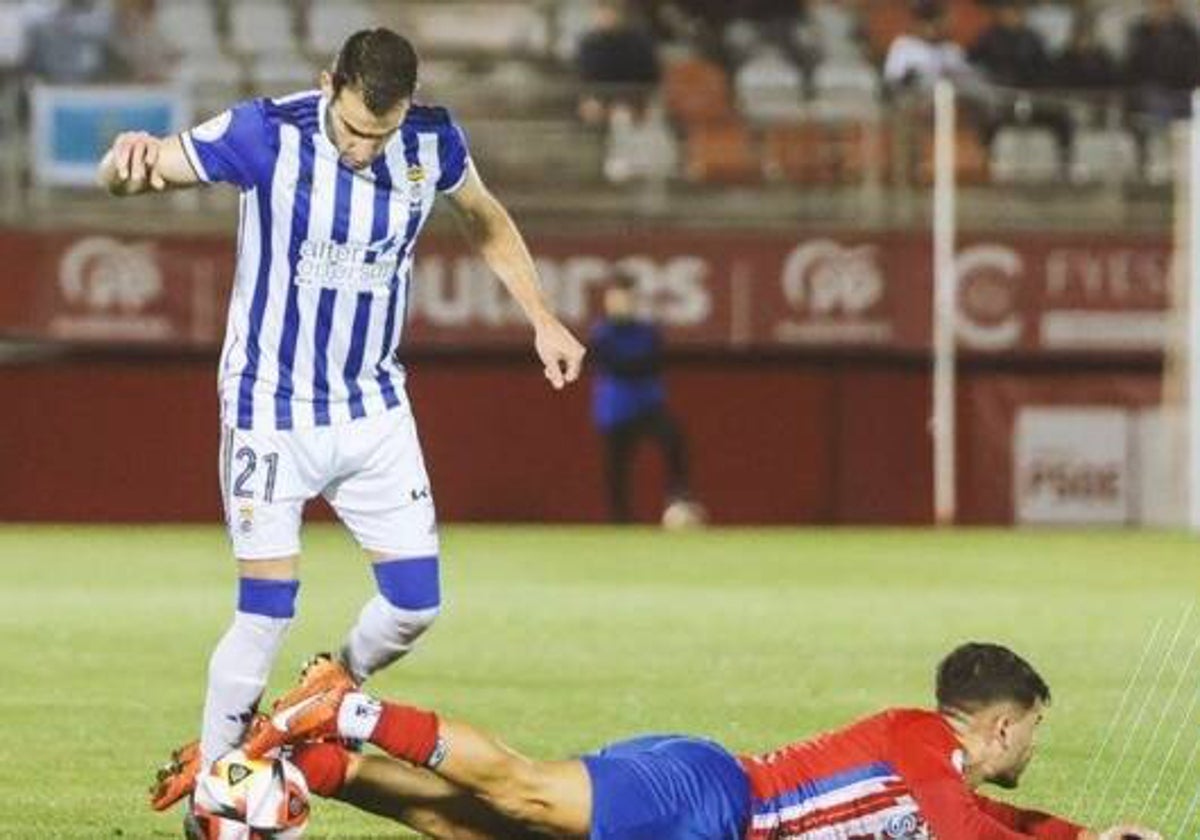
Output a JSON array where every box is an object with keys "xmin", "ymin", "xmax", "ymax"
[{"xmin": 232, "ymin": 446, "xmax": 279, "ymax": 503}]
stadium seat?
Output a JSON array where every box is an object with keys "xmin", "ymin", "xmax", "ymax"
[
  {"xmin": 989, "ymin": 127, "xmax": 1061, "ymax": 184},
  {"xmin": 1095, "ymin": 3, "xmax": 1136, "ymax": 61},
  {"xmin": 683, "ymin": 120, "xmax": 760, "ymax": 184},
  {"xmin": 809, "ymin": 0, "xmax": 864, "ymax": 61},
  {"xmin": 836, "ymin": 121, "xmax": 891, "ymax": 184},
  {"xmin": 467, "ymin": 118, "xmax": 604, "ymax": 186},
  {"xmin": 250, "ymin": 54, "xmax": 317, "ymax": 96},
  {"xmin": 946, "ymin": 0, "xmax": 991, "ymax": 49},
  {"xmin": 604, "ymin": 107, "xmax": 679, "ymax": 183},
  {"xmin": 414, "ymin": 58, "xmax": 472, "ymax": 105},
  {"xmin": 0, "ymin": 1, "xmax": 25, "ymax": 68},
  {"xmin": 551, "ymin": 0, "xmax": 594, "ymax": 63},
  {"xmin": 764, "ymin": 121, "xmax": 889, "ymax": 185},
  {"xmin": 664, "ymin": 57, "xmax": 734, "ymax": 126},
  {"xmin": 862, "ymin": 0, "xmax": 910, "ymax": 62},
  {"xmin": 306, "ymin": 0, "xmax": 377, "ymax": 59},
  {"xmin": 158, "ymin": 0, "xmax": 224, "ymax": 61},
  {"xmin": 1071, "ymin": 128, "xmax": 1139, "ymax": 184},
  {"xmin": 399, "ymin": 3, "xmax": 549, "ymax": 57},
  {"xmin": 1027, "ymin": 3, "xmax": 1073, "ymax": 54},
  {"xmin": 763, "ymin": 123, "xmax": 834, "ymax": 184},
  {"xmin": 1145, "ymin": 129, "xmax": 1176, "ymax": 186},
  {"xmin": 735, "ymin": 48, "xmax": 805, "ymax": 124},
  {"xmin": 228, "ymin": 0, "xmax": 300, "ymax": 58},
  {"xmin": 812, "ymin": 60, "xmax": 880, "ymax": 120}
]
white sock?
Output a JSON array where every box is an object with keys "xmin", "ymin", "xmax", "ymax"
[
  {"xmin": 342, "ymin": 595, "xmax": 439, "ymax": 683},
  {"xmin": 336, "ymin": 691, "xmax": 383, "ymax": 741},
  {"xmin": 200, "ymin": 611, "xmax": 291, "ymax": 763}
]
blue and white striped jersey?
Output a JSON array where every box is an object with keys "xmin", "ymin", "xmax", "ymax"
[{"xmin": 180, "ymin": 91, "xmax": 470, "ymax": 431}]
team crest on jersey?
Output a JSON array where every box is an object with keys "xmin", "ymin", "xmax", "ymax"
[
  {"xmin": 237, "ymin": 505, "xmax": 254, "ymax": 535},
  {"xmin": 191, "ymin": 110, "xmax": 232, "ymax": 143},
  {"xmin": 407, "ymin": 165, "xmax": 425, "ymax": 183},
  {"xmin": 883, "ymin": 813, "xmax": 930, "ymax": 839}
]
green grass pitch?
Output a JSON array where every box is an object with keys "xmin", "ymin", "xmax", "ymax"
[{"xmin": 0, "ymin": 525, "xmax": 1197, "ymax": 838}]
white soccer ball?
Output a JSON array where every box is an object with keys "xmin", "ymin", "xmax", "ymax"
[
  {"xmin": 661, "ymin": 499, "xmax": 707, "ymax": 530},
  {"xmin": 189, "ymin": 750, "xmax": 310, "ymax": 840}
]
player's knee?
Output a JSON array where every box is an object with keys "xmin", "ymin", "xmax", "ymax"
[
  {"xmin": 236, "ymin": 577, "xmax": 301, "ymax": 620},
  {"xmin": 373, "ymin": 555, "xmax": 441, "ymax": 637}
]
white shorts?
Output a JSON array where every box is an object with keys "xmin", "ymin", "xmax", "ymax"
[{"xmin": 219, "ymin": 408, "xmax": 438, "ymax": 561}]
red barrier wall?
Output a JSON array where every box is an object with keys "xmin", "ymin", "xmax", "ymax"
[
  {"xmin": 0, "ymin": 354, "xmax": 944, "ymax": 524},
  {"xmin": 0, "ymin": 355, "xmax": 1163, "ymax": 525}
]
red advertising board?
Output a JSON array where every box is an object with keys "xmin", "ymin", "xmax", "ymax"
[{"xmin": 0, "ymin": 228, "xmax": 1173, "ymax": 355}]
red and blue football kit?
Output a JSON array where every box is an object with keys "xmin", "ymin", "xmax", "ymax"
[{"xmin": 740, "ymin": 708, "xmax": 1083, "ymax": 840}]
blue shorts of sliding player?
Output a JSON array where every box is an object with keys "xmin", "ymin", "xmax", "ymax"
[{"xmin": 582, "ymin": 734, "xmax": 750, "ymax": 840}]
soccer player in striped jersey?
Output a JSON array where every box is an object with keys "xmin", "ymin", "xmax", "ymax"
[
  {"xmin": 97, "ymin": 28, "xmax": 586, "ymax": 813},
  {"xmin": 238, "ymin": 642, "xmax": 1161, "ymax": 840}
]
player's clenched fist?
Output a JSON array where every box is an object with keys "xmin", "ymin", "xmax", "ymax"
[
  {"xmin": 534, "ymin": 316, "xmax": 586, "ymax": 391},
  {"xmin": 101, "ymin": 131, "xmax": 168, "ymax": 193}
]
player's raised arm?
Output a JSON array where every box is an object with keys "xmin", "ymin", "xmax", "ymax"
[
  {"xmin": 443, "ymin": 164, "xmax": 585, "ymax": 390},
  {"xmin": 98, "ymin": 132, "xmax": 199, "ymax": 196}
]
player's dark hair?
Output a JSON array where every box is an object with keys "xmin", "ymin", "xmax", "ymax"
[
  {"xmin": 936, "ymin": 643, "xmax": 1051, "ymax": 713},
  {"xmin": 912, "ymin": 0, "xmax": 946, "ymax": 23},
  {"xmin": 331, "ymin": 28, "xmax": 418, "ymax": 115},
  {"xmin": 612, "ymin": 272, "xmax": 638, "ymax": 291}
]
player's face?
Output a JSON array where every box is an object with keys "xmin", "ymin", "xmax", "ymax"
[
  {"xmin": 604, "ymin": 286, "xmax": 635, "ymax": 320},
  {"xmin": 985, "ymin": 702, "xmax": 1044, "ymax": 789},
  {"xmin": 322, "ymin": 76, "xmax": 408, "ymax": 170}
]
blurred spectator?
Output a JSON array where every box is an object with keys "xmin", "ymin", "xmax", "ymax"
[
  {"xmin": 725, "ymin": 0, "xmax": 817, "ymax": 87},
  {"xmin": 110, "ymin": 0, "xmax": 178, "ymax": 82},
  {"xmin": 969, "ymin": 0, "xmax": 1049, "ymax": 89},
  {"xmin": 883, "ymin": 0, "xmax": 977, "ymax": 93},
  {"xmin": 25, "ymin": 0, "xmax": 118, "ymax": 83},
  {"xmin": 1125, "ymin": 0, "xmax": 1200, "ymax": 124},
  {"xmin": 590, "ymin": 274, "xmax": 695, "ymax": 525},
  {"xmin": 644, "ymin": 0, "xmax": 730, "ymax": 62},
  {"xmin": 0, "ymin": 1, "xmax": 57, "ymax": 70},
  {"xmin": 969, "ymin": 0, "xmax": 1071, "ymax": 171},
  {"xmin": 576, "ymin": 0, "xmax": 661, "ymax": 127},
  {"xmin": 1049, "ymin": 10, "xmax": 1120, "ymax": 91}
]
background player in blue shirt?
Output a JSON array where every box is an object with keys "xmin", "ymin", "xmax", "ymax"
[
  {"xmin": 96, "ymin": 28, "xmax": 587, "ymax": 814},
  {"xmin": 591, "ymin": 273, "xmax": 694, "ymax": 523}
]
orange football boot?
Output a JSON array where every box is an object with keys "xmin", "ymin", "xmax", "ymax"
[
  {"xmin": 149, "ymin": 739, "xmax": 200, "ymax": 812},
  {"xmin": 242, "ymin": 654, "xmax": 356, "ymax": 758},
  {"xmin": 242, "ymin": 684, "xmax": 348, "ymax": 758},
  {"xmin": 149, "ymin": 714, "xmax": 272, "ymax": 811}
]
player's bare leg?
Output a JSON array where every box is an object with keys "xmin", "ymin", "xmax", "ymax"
[
  {"xmin": 257, "ymin": 689, "xmax": 592, "ymax": 838},
  {"xmin": 302, "ymin": 745, "xmax": 555, "ymax": 840},
  {"xmin": 426, "ymin": 719, "xmax": 591, "ymax": 838}
]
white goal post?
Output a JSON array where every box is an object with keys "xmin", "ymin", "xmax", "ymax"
[
  {"xmin": 1185, "ymin": 90, "xmax": 1200, "ymax": 531},
  {"xmin": 932, "ymin": 80, "xmax": 957, "ymax": 526}
]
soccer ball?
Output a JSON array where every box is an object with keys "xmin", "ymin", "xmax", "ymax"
[
  {"xmin": 188, "ymin": 750, "xmax": 310, "ymax": 840},
  {"xmin": 661, "ymin": 499, "xmax": 706, "ymax": 530}
]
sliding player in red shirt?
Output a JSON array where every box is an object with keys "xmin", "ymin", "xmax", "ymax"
[{"xmin": 221, "ymin": 643, "xmax": 1161, "ymax": 840}]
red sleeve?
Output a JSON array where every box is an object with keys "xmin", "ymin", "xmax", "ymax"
[
  {"xmin": 888, "ymin": 713, "xmax": 1039, "ymax": 840},
  {"xmin": 974, "ymin": 794, "xmax": 1085, "ymax": 840}
]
